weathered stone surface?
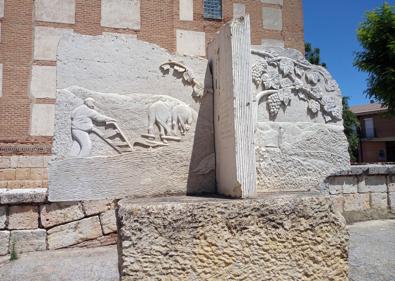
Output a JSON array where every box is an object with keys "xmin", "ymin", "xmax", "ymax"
[
  {"xmin": 370, "ymin": 193, "xmax": 388, "ymax": 209},
  {"xmin": 344, "ymin": 194, "xmax": 370, "ymax": 212},
  {"xmin": 10, "ymin": 229, "xmax": 46, "ymax": 254},
  {"xmin": 0, "ymin": 157, "xmax": 10, "ymax": 169},
  {"xmin": 0, "ymin": 169, "xmax": 15, "ymax": 180},
  {"xmin": 0, "ymin": 231, "xmax": 9, "ymax": 255},
  {"xmin": 40, "ymin": 202, "xmax": 84, "ymax": 228},
  {"xmin": 358, "ymin": 176, "xmax": 387, "ymax": 193},
  {"xmin": 261, "ymin": 0, "xmax": 283, "ymax": 5},
  {"xmin": 262, "ymin": 7, "xmax": 282, "ymax": 31},
  {"xmin": 233, "ymin": 3, "xmax": 245, "ymax": 18},
  {"xmin": 0, "ymin": 206, "xmax": 6, "ymax": 229},
  {"xmin": 261, "ymin": 38, "xmax": 285, "ymax": 48},
  {"xmin": 0, "ymin": 188, "xmax": 47, "ymax": 204},
  {"xmin": 31, "ymin": 65, "xmax": 57, "ymax": 99},
  {"xmin": 101, "ymin": 0, "xmax": 140, "ymax": 29},
  {"xmin": 10, "ymin": 156, "xmax": 46, "ymax": 168},
  {"xmin": 34, "ymin": 0, "xmax": 75, "ymax": 24},
  {"xmin": 390, "ymin": 193, "xmax": 395, "ymax": 212},
  {"xmin": 34, "ymin": 26, "xmax": 74, "ymax": 61},
  {"xmin": 82, "ymin": 200, "xmax": 114, "ymax": 216},
  {"xmin": 330, "ymin": 195, "xmax": 344, "ymax": 212},
  {"xmin": 252, "ymin": 47, "xmax": 350, "ymax": 192},
  {"xmin": 117, "ymin": 195, "xmax": 348, "ymax": 280},
  {"xmin": 99, "ymin": 210, "xmax": 117, "ymax": 234},
  {"xmin": 71, "ymin": 233, "xmax": 117, "ymax": 249},
  {"xmin": 388, "ymin": 176, "xmax": 395, "ymax": 192},
  {"xmin": 49, "ymin": 33, "xmax": 215, "ymax": 201},
  {"xmin": 8, "ymin": 205, "xmax": 39, "ymax": 230},
  {"xmin": 30, "ymin": 104, "xmax": 55, "ymax": 136},
  {"xmin": 208, "ymin": 16, "xmax": 256, "ymax": 198},
  {"xmin": 327, "ymin": 176, "xmax": 357, "ymax": 194},
  {"xmin": 179, "ymin": 0, "xmax": 193, "ymax": 21},
  {"xmin": 47, "ymin": 216, "xmax": 102, "ymax": 249},
  {"xmin": 176, "ymin": 29, "xmax": 206, "ymax": 56}
]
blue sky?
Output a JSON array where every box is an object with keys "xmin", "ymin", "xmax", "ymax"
[{"xmin": 303, "ymin": 0, "xmax": 394, "ymax": 106}]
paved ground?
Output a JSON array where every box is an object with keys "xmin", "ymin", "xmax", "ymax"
[
  {"xmin": 0, "ymin": 245, "xmax": 119, "ymax": 281},
  {"xmin": 348, "ymin": 219, "xmax": 395, "ymax": 281},
  {"xmin": 0, "ymin": 220, "xmax": 394, "ymax": 281}
]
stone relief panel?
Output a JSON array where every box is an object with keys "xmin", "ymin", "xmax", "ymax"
[
  {"xmin": 252, "ymin": 48, "xmax": 350, "ymax": 192},
  {"xmin": 49, "ymin": 34, "xmax": 215, "ymax": 201}
]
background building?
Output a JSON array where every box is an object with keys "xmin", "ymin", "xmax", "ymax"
[
  {"xmin": 351, "ymin": 103, "xmax": 395, "ymax": 163},
  {"xmin": 0, "ymin": 0, "xmax": 304, "ymax": 155}
]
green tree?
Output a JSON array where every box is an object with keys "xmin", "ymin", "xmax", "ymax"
[
  {"xmin": 305, "ymin": 43, "xmax": 327, "ymax": 68},
  {"xmin": 305, "ymin": 43, "xmax": 360, "ymax": 162},
  {"xmin": 342, "ymin": 97, "xmax": 360, "ymax": 162},
  {"xmin": 354, "ymin": 2, "xmax": 395, "ymax": 115}
]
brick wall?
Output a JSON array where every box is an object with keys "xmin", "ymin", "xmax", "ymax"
[{"xmin": 0, "ymin": 0, "xmax": 304, "ymax": 154}]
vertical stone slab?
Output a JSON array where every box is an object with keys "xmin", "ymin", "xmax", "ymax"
[{"xmin": 208, "ymin": 16, "xmax": 256, "ymax": 198}]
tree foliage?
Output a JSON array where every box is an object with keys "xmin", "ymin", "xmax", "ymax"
[
  {"xmin": 354, "ymin": 2, "xmax": 395, "ymax": 115},
  {"xmin": 305, "ymin": 43, "xmax": 360, "ymax": 162},
  {"xmin": 342, "ymin": 97, "xmax": 360, "ymax": 162},
  {"xmin": 305, "ymin": 43, "xmax": 327, "ymax": 68}
]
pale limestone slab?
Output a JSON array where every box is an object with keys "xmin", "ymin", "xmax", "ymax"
[
  {"xmin": 9, "ymin": 230, "xmax": 46, "ymax": 254},
  {"xmin": 358, "ymin": 176, "xmax": 387, "ymax": 193},
  {"xmin": 40, "ymin": 202, "xmax": 85, "ymax": 228},
  {"xmin": 101, "ymin": 0, "xmax": 140, "ymax": 30},
  {"xmin": 208, "ymin": 16, "xmax": 256, "ymax": 198},
  {"xmin": 0, "ymin": 0, "xmax": 4, "ymax": 18},
  {"xmin": 82, "ymin": 200, "xmax": 113, "ymax": 216},
  {"xmin": 0, "ymin": 231, "xmax": 9, "ymax": 255},
  {"xmin": 0, "ymin": 63, "xmax": 3, "ymax": 97},
  {"xmin": 176, "ymin": 29, "xmax": 205, "ymax": 56},
  {"xmin": 10, "ymin": 156, "xmax": 46, "ymax": 168},
  {"xmin": 344, "ymin": 194, "xmax": 370, "ymax": 212},
  {"xmin": 30, "ymin": 65, "xmax": 57, "ymax": 98},
  {"xmin": 261, "ymin": 0, "xmax": 283, "ymax": 5},
  {"xmin": 8, "ymin": 205, "xmax": 39, "ymax": 230},
  {"xmin": 233, "ymin": 3, "xmax": 245, "ymax": 18},
  {"xmin": 102, "ymin": 32, "xmax": 137, "ymax": 38},
  {"xmin": 389, "ymin": 176, "xmax": 395, "ymax": 192},
  {"xmin": 0, "ymin": 206, "xmax": 6, "ymax": 229},
  {"xmin": 99, "ymin": 210, "xmax": 117, "ymax": 234},
  {"xmin": 34, "ymin": 27, "xmax": 73, "ymax": 61},
  {"xmin": 50, "ymin": 34, "xmax": 215, "ymax": 201},
  {"xmin": 0, "ymin": 156, "xmax": 10, "ymax": 168},
  {"xmin": 262, "ymin": 7, "xmax": 282, "ymax": 31},
  {"xmin": 371, "ymin": 193, "xmax": 388, "ymax": 209},
  {"xmin": 47, "ymin": 216, "xmax": 102, "ymax": 249},
  {"xmin": 261, "ymin": 38, "xmax": 284, "ymax": 48},
  {"xmin": 252, "ymin": 47, "xmax": 349, "ymax": 192},
  {"xmin": 35, "ymin": 0, "xmax": 76, "ymax": 24},
  {"xmin": 390, "ymin": 192, "xmax": 395, "ymax": 212},
  {"xmin": 327, "ymin": 176, "xmax": 357, "ymax": 194},
  {"xmin": 30, "ymin": 104, "xmax": 55, "ymax": 136},
  {"xmin": 0, "ymin": 188, "xmax": 47, "ymax": 204},
  {"xmin": 179, "ymin": 0, "xmax": 193, "ymax": 21}
]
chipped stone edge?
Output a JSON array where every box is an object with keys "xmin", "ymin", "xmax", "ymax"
[{"xmin": 0, "ymin": 188, "xmax": 48, "ymax": 204}]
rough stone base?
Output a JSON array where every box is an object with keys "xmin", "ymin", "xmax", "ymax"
[{"xmin": 117, "ymin": 194, "xmax": 349, "ymax": 280}]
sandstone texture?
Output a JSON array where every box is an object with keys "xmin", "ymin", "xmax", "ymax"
[
  {"xmin": 117, "ymin": 195, "xmax": 348, "ymax": 280},
  {"xmin": 0, "ymin": 206, "xmax": 6, "ymax": 229},
  {"xmin": 8, "ymin": 205, "xmax": 39, "ymax": 230},
  {"xmin": 40, "ymin": 202, "xmax": 84, "ymax": 228},
  {"xmin": 0, "ymin": 231, "xmax": 9, "ymax": 255},
  {"xmin": 99, "ymin": 210, "xmax": 117, "ymax": 235},
  {"xmin": 10, "ymin": 229, "xmax": 46, "ymax": 254},
  {"xmin": 82, "ymin": 200, "xmax": 114, "ymax": 216},
  {"xmin": 47, "ymin": 216, "xmax": 102, "ymax": 249},
  {"xmin": 252, "ymin": 48, "xmax": 350, "ymax": 192}
]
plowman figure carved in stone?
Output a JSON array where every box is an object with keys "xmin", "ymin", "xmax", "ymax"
[{"xmin": 70, "ymin": 98, "xmax": 116, "ymax": 157}]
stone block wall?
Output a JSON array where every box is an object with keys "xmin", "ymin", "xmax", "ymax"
[
  {"xmin": 0, "ymin": 156, "xmax": 50, "ymax": 189},
  {"xmin": 0, "ymin": 188, "xmax": 117, "ymax": 257},
  {"xmin": 326, "ymin": 165, "xmax": 395, "ymax": 223}
]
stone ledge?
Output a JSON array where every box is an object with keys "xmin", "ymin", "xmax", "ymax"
[
  {"xmin": 117, "ymin": 194, "xmax": 348, "ymax": 280},
  {"xmin": 0, "ymin": 188, "xmax": 47, "ymax": 204},
  {"xmin": 333, "ymin": 165, "xmax": 395, "ymax": 176}
]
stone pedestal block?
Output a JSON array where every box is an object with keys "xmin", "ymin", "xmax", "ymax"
[
  {"xmin": 10, "ymin": 229, "xmax": 47, "ymax": 254},
  {"xmin": 40, "ymin": 202, "xmax": 84, "ymax": 228},
  {"xmin": 8, "ymin": 205, "xmax": 39, "ymax": 230},
  {"xmin": 117, "ymin": 195, "xmax": 348, "ymax": 280}
]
